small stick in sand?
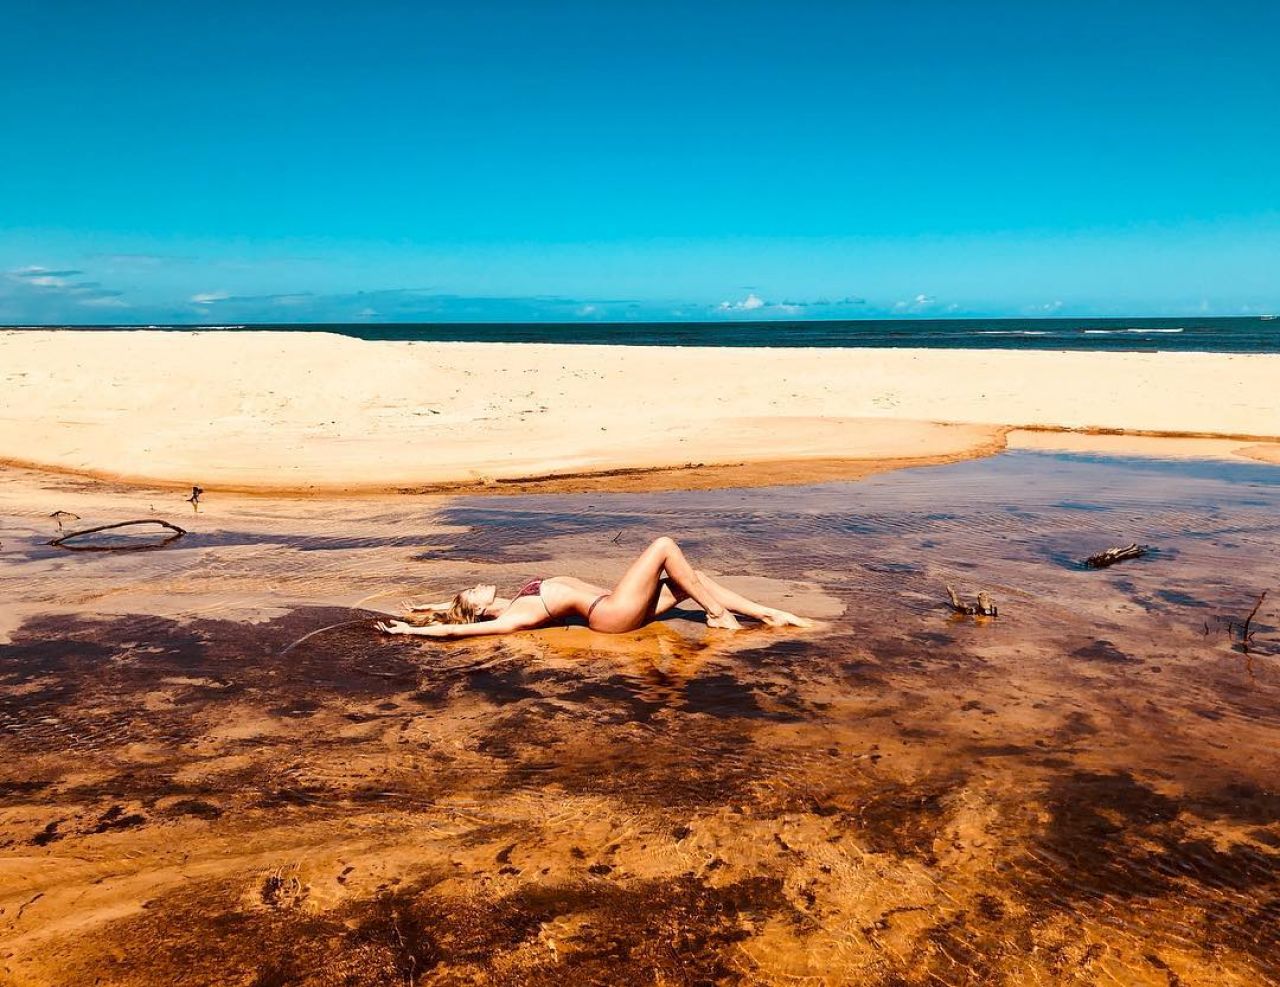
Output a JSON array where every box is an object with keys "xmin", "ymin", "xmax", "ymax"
[
  {"xmin": 1240, "ymin": 590, "xmax": 1268, "ymax": 654},
  {"xmin": 49, "ymin": 510, "xmax": 80, "ymax": 531},
  {"xmin": 946, "ymin": 585, "xmax": 998, "ymax": 617},
  {"xmin": 1084, "ymin": 543, "xmax": 1149, "ymax": 569},
  {"xmin": 50, "ymin": 519, "xmax": 187, "ymax": 549}
]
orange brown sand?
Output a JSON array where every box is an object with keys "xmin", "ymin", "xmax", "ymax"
[{"xmin": 2, "ymin": 448, "xmax": 1279, "ymax": 985}]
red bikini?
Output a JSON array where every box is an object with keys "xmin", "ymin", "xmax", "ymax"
[{"xmin": 515, "ymin": 577, "xmax": 608, "ymax": 624}]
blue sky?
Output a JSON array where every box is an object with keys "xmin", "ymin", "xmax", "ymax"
[{"xmin": 2, "ymin": 1, "xmax": 1278, "ymax": 323}]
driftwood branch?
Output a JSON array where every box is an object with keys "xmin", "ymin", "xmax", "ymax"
[
  {"xmin": 1240, "ymin": 591, "xmax": 1268, "ymax": 654},
  {"xmin": 946, "ymin": 585, "xmax": 998, "ymax": 617},
  {"xmin": 1085, "ymin": 543, "xmax": 1149, "ymax": 569},
  {"xmin": 49, "ymin": 519, "xmax": 188, "ymax": 549}
]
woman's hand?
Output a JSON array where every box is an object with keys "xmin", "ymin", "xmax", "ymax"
[
  {"xmin": 376, "ymin": 619, "xmax": 456, "ymax": 638},
  {"xmin": 377, "ymin": 619, "xmax": 421, "ymax": 636}
]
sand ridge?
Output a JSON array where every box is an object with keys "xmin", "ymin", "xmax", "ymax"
[{"xmin": 3, "ymin": 330, "xmax": 1278, "ymax": 493}]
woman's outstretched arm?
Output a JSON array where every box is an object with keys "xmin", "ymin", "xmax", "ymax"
[{"xmin": 376, "ymin": 610, "xmax": 539, "ymax": 639}]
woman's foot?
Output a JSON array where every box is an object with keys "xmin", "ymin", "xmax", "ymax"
[
  {"xmin": 706, "ymin": 608, "xmax": 743, "ymax": 631},
  {"xmin": 761, "ymin": 608, "xmax": 812, "ymax": 628}
]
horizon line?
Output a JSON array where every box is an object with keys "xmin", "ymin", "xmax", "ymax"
[{"xmin": 4, "ymin": 314, "xmax": 1278, "ymax": 330}]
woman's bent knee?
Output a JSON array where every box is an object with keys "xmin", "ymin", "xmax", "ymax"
[{"xmin": 651, "ymin": 535, "xmax": 676, "ymax": 552}]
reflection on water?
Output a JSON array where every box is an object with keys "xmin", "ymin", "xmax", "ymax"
[{"xmin": 1, "ymin": 452, "xmax": 1278, "ymax": 985}]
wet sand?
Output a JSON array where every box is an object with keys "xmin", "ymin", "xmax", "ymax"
[{"xmin": 1, "ymin": 451, "xmax": 1279, "ymax": 985}]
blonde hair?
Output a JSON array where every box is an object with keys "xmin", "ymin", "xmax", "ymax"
[{"xmin": 409, "ymin": 591, "xmax": 481, "ymax": 626}]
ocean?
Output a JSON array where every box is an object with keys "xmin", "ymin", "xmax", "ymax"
[{"xmin": 14, "ymin": 316, "xmax": 1279, "ymax": 353}]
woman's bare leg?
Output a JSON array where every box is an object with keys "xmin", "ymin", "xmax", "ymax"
[
  {"xmin": 594, "ymin": 537, "xmax": 741, "ymax": 631},
  {"xmin": 694, "ymin": 571, "xmax": 811, "ymax": 627},
  {"xmin": 646, "ymin": 574, "xmax": 811, "ymax": 628},
  {"xmin": 649, "ymin": 579, "xmax": 684, "ymax": 616}
]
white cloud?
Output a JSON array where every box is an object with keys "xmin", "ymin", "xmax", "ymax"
[
  {"xmin": 718, "ymin": 292, "xmax": 766, "ymax": 312},
  {"xmin": 893, "ymin": 293, "xmax": 938, "ymax": 313},
  {"xmin": 798, "ymin": 296, "xmax": 867, "ymax": 308},
  {"xmin": 713, "ymin": 292, "xmax": 878, "ymax": 318},
  {"xmin": 159, "ymin": 288, "xmax": 643, "ymax": 324},
  {"xmin": 3, "ymin": 265, "xmax": 126, "ymax": 313},
  {"xmin": 6, "ymin": 265, "xmax": 83, "ymax": 289}
]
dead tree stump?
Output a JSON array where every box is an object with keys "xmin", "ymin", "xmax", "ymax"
[{"xmin": 946, "ymin": 585, "xmax": 998, "ymax": 617}]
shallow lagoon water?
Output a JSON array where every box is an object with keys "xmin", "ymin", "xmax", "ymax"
[{"xmin": 1, "ymin": 452, "xmax": 1277, "ymax": 985}]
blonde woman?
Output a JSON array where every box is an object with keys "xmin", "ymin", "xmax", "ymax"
[{"xmin": 376, "ymin": 536, "xmax": 810, "ymax": 639}]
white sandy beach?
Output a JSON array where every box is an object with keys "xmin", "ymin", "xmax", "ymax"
[{"xmin": 2, "ymin": 330, "xmax": 1278, "ymax": 491}]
